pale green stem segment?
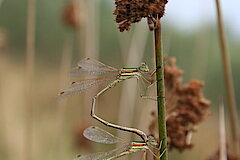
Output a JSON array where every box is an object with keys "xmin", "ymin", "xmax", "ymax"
[
  {"xmin": 24, "ymin": 0, "xmax": 36, "ymax": 160},
  {"xmin": 154, "ymin": 20, "xmax": 168, "ymax": 160}
]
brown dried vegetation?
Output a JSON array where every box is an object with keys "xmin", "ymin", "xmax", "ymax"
[
  {"xmin": 62, "ymin": 1, "xmax": 85, "ymax": 29},
  {"xmin": 149, "ymin": 57, "xmax": 211, "ymax": 151},
  {"xmin": 113, "ymin": 0, "xmax": 168, "ymax": 32}
]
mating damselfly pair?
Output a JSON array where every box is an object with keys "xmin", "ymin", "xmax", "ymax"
[
  {"xmin": 57, "ymin": 58, "xmax": 162, "ymax": 159},
  {"xmin": 57, "ymin": 58, "xmax": 157, "ymax": 141}
]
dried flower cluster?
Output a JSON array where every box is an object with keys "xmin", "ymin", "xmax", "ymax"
[
  {"xmin": 149, "ymin": 57, "xmax": 211, "ymax": 151},
  {"xmin": 114, "ymin": 0, "xmax": 168, "ymax": 32},
  {"xmin": 62, "ymin": 0, "xmax": 85, "ymax": 29}
]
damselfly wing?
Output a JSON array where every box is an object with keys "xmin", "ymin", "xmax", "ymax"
[{"xmin": 70, "ymin": 58, "xmax": 119, "ymax": 77}]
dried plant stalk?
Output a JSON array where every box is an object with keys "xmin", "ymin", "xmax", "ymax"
[
  {"xmin": 215, "ymin": 0, "xmax": 240, "ymax": 156},
  {"xmin": 154, "ymin": 20, "xmax": 168, "ymax": 160},
  {"xmin": 55, "ymin": 35, "xmax": 73, "ymax": 159},
  {"xmin": 24, "ymin": 0, "xmax": 36, "ymax": 159}
]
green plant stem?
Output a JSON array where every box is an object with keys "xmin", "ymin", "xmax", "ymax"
[
  {"xmin": 215, "ymin": 0, "xmax": 240, "ymax": 156},
  {"xmin": 154, "ymin": 19, "xmax": 168, "ymax": 160},
  {"xmin": 24, "ymin": 0, "xmax": 36, "ymax": 160}
]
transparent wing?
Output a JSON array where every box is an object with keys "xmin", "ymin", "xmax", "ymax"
[
  {"xmin": 83, "ymin": 126, "xmax": 123, "ymax": 144},
  {"xmin": 73, "ymin": 152, "xmax": 108, "ymax": 160},
  {"xmin": 70, "ymin": 58, "xmax": 119, "ymax": 77},
  {"xmin": 73, "ymin": 144, "xmax": 131, "ymax": 160},
  {"xmin": 56, "ymin": 78, "xmax": 114, "ymax": 100},
  {"xmin": 139, "ymin": 76, "xmax": 148, "ymax": 96}
]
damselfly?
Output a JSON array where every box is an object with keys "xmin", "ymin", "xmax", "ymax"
[
  {"xmin": 57, "ymin": 58, "xmax": 156, "ymax": 142},
  {"xmin": 74, "ymin": 126, "xmax": 165, "ymax": 160}
]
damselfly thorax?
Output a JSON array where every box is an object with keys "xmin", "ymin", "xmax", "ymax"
[{"xmin": 117, "ymin": 68, "xmax": 142, "ymax": 80}]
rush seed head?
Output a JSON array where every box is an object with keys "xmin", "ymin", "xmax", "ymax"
[
  {"xmin": 113, "ymin": 0, "xmax": 168, "ymax": 32},
  {"xmin": 148, "ymin": 57, "xmax": 211, "ymax": 151}
]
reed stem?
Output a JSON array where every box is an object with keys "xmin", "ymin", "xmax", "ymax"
[
  {"xmin": 154, "ymin": 19, "xmax": 168, "ymax": 160},
  {"xmin": 24, "ymin": 0, "xmax": 36, "ymax": 159},
  {"xmin": 215, "ymin": 0, "xmax": 240, "ymax": 156}
]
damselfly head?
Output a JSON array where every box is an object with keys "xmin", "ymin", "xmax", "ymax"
[
  {"xmin": 139, "ymin": 62, "xmax": 149, "ymax": 72},
  {"xmin": 148, "ymin": 136, "xmax": 158, "ymax": 146}
]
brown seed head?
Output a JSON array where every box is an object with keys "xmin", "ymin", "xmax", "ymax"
[
  {"xmin": 62, "ymin": 0, "xmax": 85, "ymax": 29},
  {"xmin": 148, "ymin": 57, "xmax": 211, "ymax": 151},
  {"xmin": 114, "ymin": 0, "xmax": 168, "ymax": 32}
]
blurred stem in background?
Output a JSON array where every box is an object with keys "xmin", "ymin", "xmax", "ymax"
[
  {"xmin": 56, "ymin": 34, "xmax": 73, "ymax": 159},
  {"xmin": 154, "ymin": 20, "xmax": 168, "ymax": 160},
  {"xmin": 75, "ymin": 0, "xmax": 85, "ymax": 59},
  {"xmin": 215, "ymin": 0, "xmax": 240, "ymax": 156},
  {"xmin": 24, "ymin": 0, "xmax": 36, "ymax": 159},
  {"xmin": 0, "ymin": 33, "xmax": 8, "ymax": 159},
  {"xmin": 78, "ymin": 0, "xmax": 100, "ymax": 121},
  {"xmin": 82, "ymin": 0, "xmax": 99, "ymax": 59}
]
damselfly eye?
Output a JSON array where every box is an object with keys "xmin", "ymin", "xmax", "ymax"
[
  {"xmin": 148, "ymin": 136, "xmax": 158, "ymax": 146},
  {"xmin": 139, "ymin": 62, "xmax": 149, "ymax": 72}
]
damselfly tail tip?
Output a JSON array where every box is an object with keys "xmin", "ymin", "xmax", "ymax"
[
  {"xmin": 59, "ymin": 91, "xmax": 65, "ymax": 95},
  {"xmin": 73, "ymin": 66, "xmax": 81, "ymax": 69},
  {"xmin": 72, "ymin": 82, "xmax": 76, "ymax": 85},
  {"xmin": 54, "ymin": 91, "xmax": 66, "ymax": 101},
  {"xmin": 72, "ymin": 154, "xmax": 81, "ymax": 160}
]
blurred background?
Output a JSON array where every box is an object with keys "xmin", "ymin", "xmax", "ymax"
[{"xmin": 0, "ymin": 0, "xmax": 239, "ymax": 160}]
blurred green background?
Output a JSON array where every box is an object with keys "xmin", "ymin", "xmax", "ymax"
[{"xmin": 0, "ymin": 0, "xmax": 239, "ymax": 160}]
